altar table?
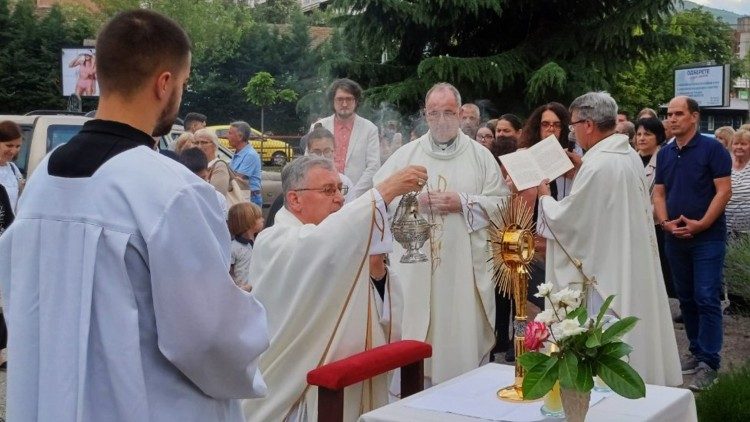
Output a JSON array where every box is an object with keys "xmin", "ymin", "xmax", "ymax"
[{"xmin": 359, "ymin": 363, "xmax": 697, "ymax": 422}]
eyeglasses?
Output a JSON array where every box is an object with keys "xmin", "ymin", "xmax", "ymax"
[
  {"xmin": 426, "ymin": 110, "xmax": 458, "ymax": 120},
  {"xmin": 541, "ymin": 121, "xmax": 562, "ymax": 130},
  {"xmin": 295, "ymin": 184, "xmax": 348, "ymax": 196},
  {"xmin": 477, "ymin": 134, "xmax": 494, "ymax": 140},
  {"xmin": 309, "ymin": 149, "xmax": 334, "ymax": 157},
  {"xmin": 568, "ymin": 119, "xmax": 588, "ymax": 132},
  {"xmin": 193, "ymin": 141, "xmax": 214, "ymax": 146},
  {"xmin": 334, "ymin": 96, "xmax": 356, "ymax": 104}
]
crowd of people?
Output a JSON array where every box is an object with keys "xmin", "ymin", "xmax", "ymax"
[{"xmin": 0, "ymin": 8, "xmax": 749, "ymax": 422}]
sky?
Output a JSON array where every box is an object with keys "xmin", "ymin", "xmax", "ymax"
[{"xmin": 690, "ymin": 0, "xmax": 750, "ymax": 16}]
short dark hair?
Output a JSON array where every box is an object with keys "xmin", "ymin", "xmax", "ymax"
[
  {"xmin": 327, "ymin": 78, "xmax": 362, "ymax": 110},
  {"xmin": 685, "ymin": 97, "xmax": 700, "ymax": 114},
  {"xmin": 635, "ymin": 117, "xmax": 666, "ymax": 145},
  {"xmin": 498, "ymin": 114, "xmax": 523, "ymax": 131},
  {"xmin": 491, "ymin": 135, "xmax": 518, "ymax": 159},
  {"xmin": 96, "ymin": 9, "xmax": 191, "ymax": 98},
  {"xmin": 308, "ymin": 127, "xmax": 335, "ymax": 146},
  {"xmin": 179, "ymin": 147, "xmax": 208, "ymax": 174},
  {"xmin": 617, "ymin": 111, "xmax": 630, "ymax": 120},
  {"xmin": 184, "ymin": 112, "xmax": 206, "ymax": 127},
  {"xmin": 0, "ymin": 120, "xmax": 22, "ymax": 142}
]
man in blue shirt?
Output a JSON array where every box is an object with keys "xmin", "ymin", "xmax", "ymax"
[
  {"xmin": 653, "ymin": 96, "xmax": 732, "ymax": 391},
  {"xmin": 228, "ymin": 121, "xmax": 263, "ymax": 207}
]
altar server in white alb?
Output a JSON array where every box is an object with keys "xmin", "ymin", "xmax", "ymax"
[
  {"xmin": 243, "ymin": 156, "xmax": 424, "ymax": 421},
  {"xmin": 537, "ymin": 91, "xmax": 682, "ymax": 386},
  {"xmin": 374, "ymin": 82, "xmax": 508, "ymax": 385},
  {"xmin": 0, "ymin": 10, "xmax": 269, "ymax": 421}
]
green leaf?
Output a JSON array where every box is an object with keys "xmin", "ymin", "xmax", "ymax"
[
  {"xmin": 601, "ymin": 316, "xmax": 639, "ymax": 343},
  {"xmin": 585, "ymin": 330, "xmax": 601, "ymax": 348},
  {"xmin": 575, "ymin": 360, "xmax": 594, "ymax": 392},
  {"xmin": 522, "ymin": 356, "xmax": 559, "ymax": 400},
  {"xmin": 558, "ymin": 353, "xmax": 578, "ymax": 390},
  {"xmin": 577, "ymin": 308, "xmax": 588, "ymax": 326},
  {"xmin": 595, "ymin": 295, "xmax": 616, "ymax": 328},
  {"xmin": 566, "ymin": 307, "xmax": 585, "ymax": 321},
  {"xmin": 518, "ymin": 352, "xmax": 551, "ymax": 372},
  {"xmin": 599, "ymin": 342, "xmax": 634, "ymax": 360},
  {"xmin": 597, "ymin": 356, "xmax": 646, "ymax": 399}
]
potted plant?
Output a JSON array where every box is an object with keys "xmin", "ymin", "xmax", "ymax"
[{"xmin": 518, "ymin": 283, "xmax": 646, "ymax": 421}]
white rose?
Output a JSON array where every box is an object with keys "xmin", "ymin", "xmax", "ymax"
[
  {"xmin": 551, "ymin": 287, "xmax": 582, "ymax": 308},
  {"xmin": 535, "ymin": 308, "xmax": 558, "ymax": 324},
  {"xmin": 535, "ymin": 282, "xmax": 554, "ymax": 298},
  {"xmin": 552, "ymin": 318, "xmax": 587, "ymax": 340}
]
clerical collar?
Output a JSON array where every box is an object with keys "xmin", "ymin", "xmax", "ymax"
[{"xmin": 430, "ymin": 134, "xmax": 458, "ymax": 153}]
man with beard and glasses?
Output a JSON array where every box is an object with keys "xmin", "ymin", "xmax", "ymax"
[
  {"xmin": 313, "ymin": 78, "xmax": 380, "ymax": 199},
  {"xmin": 0, "ymin": 10, "xmax": 269, "ymax": 422},
  {"xmin": 374, "ymin": 82, "xmax": 508, "ymax": 387}
]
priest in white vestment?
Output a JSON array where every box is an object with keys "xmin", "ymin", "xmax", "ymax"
[
  {"xmin": 537, "ymin": 92, "xmax": 682, "ymax": 386},
  {"xmin": 0, "ymin": 10, "xmax": 269, "ymax": 422},
  {"xmin": 373, "ymin": 83, "xmax": 508, "ymax": 385},
  {"xmin": 243, "ymin": 156, "xmax": 425, "ymax": 421}
]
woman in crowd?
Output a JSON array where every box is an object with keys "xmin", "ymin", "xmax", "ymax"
[
  {"xmin": 494, "ymin": 113, "xmax": 523, "ymax": 139},
  {"xmin": 227, "ymin": 202, "xmax": 264, "ymax": 292},
  {"xmin": 0, "ymin": 121, "xmax": 24, "ymax": 214},
  {"xmin": 193, "ymin": 128, "xmax": 231, "ymax": 197},
  {"xmin": 635, "ymin": 117, "xmax": 674, "ymax": 298},
  {"xmin": 726, "ymin": 129, "xmax": 750, "ymax": 237},
  {"xmin": 637, "ymin": 107, "xmax": 658, "ymax": 120},
  {"xmin": 715, "ymin": 126, "xmax": 735, "ymax": 151},
  {"xmin": 475, "ymin": 124, "xmax": 495, "ymax": 150},
  {"xmin": 172, "ymin": 132, "xmax": 195, "ymax": 155}
]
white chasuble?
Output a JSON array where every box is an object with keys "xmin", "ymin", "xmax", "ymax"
[
  {"xmin": 373, "ymin": 131, "xmax": 508, "ymax": 384},
  {"xmin": 540, "ymin": 133, "xmax": 682, "ymax": 387},
  {"xmin": 243, "ymin": 191, "xmax": 395, "ymax": 422}
]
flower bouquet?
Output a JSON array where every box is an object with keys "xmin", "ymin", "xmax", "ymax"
[{"xmin": 518, "ymin": 283, "xmax": 646, "ymax": 421}]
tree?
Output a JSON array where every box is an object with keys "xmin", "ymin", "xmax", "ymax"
[
  {"xmin": 326, "ymin": 0, "xmax": 678, "ymax": 116},
  {"xmin": 243, "ymin": 71, "xmax": 298, "ymax": 135},
  {"xmin": 611, "ymin": 8, "xmax": 739, "ymax": 117}
]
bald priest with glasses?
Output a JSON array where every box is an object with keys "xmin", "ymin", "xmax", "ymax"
[{"xmin": 243, "ymin": 156, "xmax": 427, "ymax": 422}]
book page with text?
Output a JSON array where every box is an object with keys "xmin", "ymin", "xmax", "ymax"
[
  {"xmin": 529, "ymin": 135, "xmax": 574, "ymax": 181},
  {"xmin": 499, "ymin": 149, "xmax": 544, "ymax": 191}
]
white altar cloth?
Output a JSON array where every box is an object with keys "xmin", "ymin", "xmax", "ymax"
[{"xmin": 359, "ymin": 363, "xmax": 697, "ymax": 422}]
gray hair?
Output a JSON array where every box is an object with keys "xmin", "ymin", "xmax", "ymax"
[
  {"xmin": 193, "ymin": 128, "xmax": 219, "ymax": 146},
  {"xmin": 425, "ymin": 82, "xmax": 462, "ymax": 107},
  {"xmin": 230, "ymin": 121, "xmax": 252, "ymax": 143},
  {"xmin": 569, "ymin": 91, "xmax": 618, "ymax": 132},
  {"xmin": 281, "ymin": 156, "xmax": 336, "ymax": 206}
]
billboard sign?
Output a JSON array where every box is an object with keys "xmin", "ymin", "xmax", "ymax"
[
  {"xmin": 674, "ymin": 64, "xmax": 730, "ymax": 107},
  {"xmin": 62, "ymin": 48, "xmax": 99, "ymax": 97}
]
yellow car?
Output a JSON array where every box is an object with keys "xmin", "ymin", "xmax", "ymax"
[{"xmin": 205, "ymin": 125, "xmax": 295, "ymax": 166}]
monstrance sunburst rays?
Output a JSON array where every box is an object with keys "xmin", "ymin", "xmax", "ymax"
[{"xmin": 488, "ymin": 194, "xmax": 536, "ymax": 296}]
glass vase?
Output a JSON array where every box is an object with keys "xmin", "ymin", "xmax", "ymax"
[{"xmin": 540, "ymin": 381, "xmax": 564, "ymax": 418}]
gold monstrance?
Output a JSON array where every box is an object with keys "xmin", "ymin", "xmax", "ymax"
[{"xmin": 488, "ymin": 194, "xmax": 536, "ymax": 402}]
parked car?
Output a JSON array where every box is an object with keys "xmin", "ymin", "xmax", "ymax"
[
  {"xmin": 2, "ymin": 113, "xmax": 282, "ymax": 217},
  {"xmin": 205, "ymin": 124, "xmax": 294, "ymax": 166}
]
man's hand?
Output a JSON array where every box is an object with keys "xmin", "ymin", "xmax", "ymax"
[
  {"xmin": 537, "ymin": 179, "xmax": 551, "ymax": 198},
  {"xmin": 376, "ymin": 165, "xmax": 428, "ymax": 203},
  {"xmin": 417, "ymin": 191, "xmax": 462, "ymax": 215},
  {"xmin": 670, "ymin": 215, "xmax": 707, "ymax": 239}
]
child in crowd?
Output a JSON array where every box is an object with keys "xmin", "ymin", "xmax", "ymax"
[{"xmin": 227, "ymin": 202, "xmax": 263, "ymax": 291}]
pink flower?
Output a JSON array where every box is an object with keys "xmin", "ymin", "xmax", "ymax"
[{"xmin": 524, "ymin": 321, "xmax": 550, "ymax": 351}]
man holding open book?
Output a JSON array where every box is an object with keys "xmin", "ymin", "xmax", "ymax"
[{"xmin": 531, "ymin": 91, "xmax": 682, "ymax": 387}]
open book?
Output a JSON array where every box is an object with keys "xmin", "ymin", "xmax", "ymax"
[{"xmin": 498, "ymin": 135, "xmax": 574, "ymax": 191}]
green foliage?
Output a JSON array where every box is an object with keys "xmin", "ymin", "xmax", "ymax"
[
  {"xmin": 518, "ymin": 293, "xmax": 646, "ymax": 400},
  {"xmin": 0, "ymin": 0, "xmax": 98, "ymax": 113},
  {"xmin": 695, "ymin": 361, "xmax": 750, "ymax": 422},
  {"xmin": 251, "ymin": 0, "xmax": 302, "ymax": 24},
  {"xmin": 328, "ymin": 0, "xmax": 676, "ymax": 114},
  {"xmin": 611, "ymin": 8, "xmax": 738, "ymax": 117},
  {"xmin": 724, "ymin": 234, "xmax": 750, "ymax": 313},
  {"xmin": 243, "ymin": 71, "xmax": 298, "ymax": 134}
]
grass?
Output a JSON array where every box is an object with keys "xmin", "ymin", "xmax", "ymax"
[{"xmin": 695, "ymin": 362, "xmax": 750, "ymax": 421}]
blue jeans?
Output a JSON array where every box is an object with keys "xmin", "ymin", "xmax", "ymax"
[{"xmin": 664, "ymin": 238, "xmax": 725, "ymax": 370}]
